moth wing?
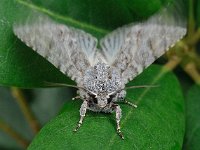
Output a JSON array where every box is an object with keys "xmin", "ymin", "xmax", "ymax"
[
  {"xmin": 13, "ymin": 17, "xmax": 97, "ymax": 83},
  {"xmin": 100, "ymin": 4, "xmax": 186, "ymax": 84}
]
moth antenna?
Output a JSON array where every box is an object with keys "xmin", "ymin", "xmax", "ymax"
[
  {"xmin": 44, "ymin": 81, "xmax": 97, "ymax": 95},
  {"xmin": 108, "ymin": 85, "xmax": 159, "ymax": 96},
  {"xmin": 44, "ymin": 81, "xmax": 83, "ymax": 89},
  {"xmin": 125, "ymin": 85, "xmax": 159, "ymax": 90}
]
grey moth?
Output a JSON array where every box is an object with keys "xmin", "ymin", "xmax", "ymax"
[{"xmin": 13, "ymin": 3, "xmax": 186, "ymax": 139}]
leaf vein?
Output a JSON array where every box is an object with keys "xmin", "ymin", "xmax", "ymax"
[{"xmin": 15, "ymin": 0, "xmax": 109, "ymax": 35}]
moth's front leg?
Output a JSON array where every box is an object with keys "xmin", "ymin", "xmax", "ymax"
[
  {"xmin": 74, "ymin": 100, "xmax": 88, "ymax": 132},
  {"xmin": 113, "ymin": 104, "xmax": 124, "ymax": 139},
  {"xmin": 124, "ymin": 99, "xmax": 137, "ymax": 108}
]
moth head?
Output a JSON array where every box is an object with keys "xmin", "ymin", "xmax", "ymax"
[
  {"xmin": 97, "ymin": 96, "xmax": 107, "ymax": 108},
  {"xmin": 88, "ymin": 92, "xmax": 116, "ymax": 108}
]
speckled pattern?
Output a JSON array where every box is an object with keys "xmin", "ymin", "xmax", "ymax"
[{"xmin": 13, "ymin": 7, "xmax": 186, "ymax": 139}]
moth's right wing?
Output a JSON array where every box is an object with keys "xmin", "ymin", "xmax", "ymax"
[
  {"xmin": 100, "ymin": 3, "xmax": 187, "ymax": 84},
  {"xmin": 13, "ymin": 17, "xmax": 97, "ymax": 83}
]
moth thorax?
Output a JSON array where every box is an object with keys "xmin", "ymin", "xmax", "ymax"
[{"xmin": 83, "ymin": 62, "xmax": 122, "ymax": 94}]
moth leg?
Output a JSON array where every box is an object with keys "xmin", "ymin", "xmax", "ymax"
[
  {"xmin": 114, "ymin": 104, "xmax": 124, "ymax": 139},
  {"xmin": 124, "ymin": 99, "xmax": 137, "ymax": 108},
  {"xmin": 72, "ymin": 95, "xmax": 81, "ymax": 100},
  {"xmin": 74, "ymin": 100, "xmax": 88, "ymax": 132}
]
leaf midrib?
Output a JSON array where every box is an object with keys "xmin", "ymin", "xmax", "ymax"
[{"xmin": 15, "ymin": 0, "xmax": 110, "ymax": 35}]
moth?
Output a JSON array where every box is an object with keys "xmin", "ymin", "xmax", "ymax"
[{"xmin": 13, "ymin": 4, "xmax": 186, "ymax": 139}]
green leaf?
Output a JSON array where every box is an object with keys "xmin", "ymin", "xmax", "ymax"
[
  {"xmin": 30, "ymin": 0, "xmax": 167, "ymax": 31},
  {"xmin": 184, "ymin": 85, "xmax": 200, "ymax": 150},
  {"xmin": 0, "ymin": 0, "xmax": 170, "ymax": 88},
  {"xmin": 28, "ymin": 65, "xmax": 185, "ymax": 150}
]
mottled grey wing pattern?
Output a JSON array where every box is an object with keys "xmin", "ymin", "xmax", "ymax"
[
  {"xmin": 100, "ymin": 14, "xmax": 186, "ymax": 84},
  {"xmin": 13, "ymin": 18, "xmax": 97, "ymax": 83}
]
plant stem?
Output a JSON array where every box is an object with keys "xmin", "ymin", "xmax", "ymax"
[
  {"xmin": 194, "ymin": 54, "xmax": 200, "ymax": 69},
  {"xmin": 188, "ymin": 0, "xmax": 195, "ymax": 37},
  {"xmin": 11, "ymin": 87, "xmax": 40, "ymax": 134},
  {"xmin": 0, "ymin": 120, "xmax": 29, "ymax": 148},
  {"xmin": 187, "ymin": 28, "xmax": 200, "ymax": 45},
  {"xmin": 163, "ymin": 56, "xmax": 182, "ymax": 72},
  {"xmin": 184, "ymin": 62, "xmax": 200, "ymax": 85}
]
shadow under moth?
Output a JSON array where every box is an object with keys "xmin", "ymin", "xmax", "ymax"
[{"xmin": 13, "ymin": 2, "xmax": 186, "ymax": 139}]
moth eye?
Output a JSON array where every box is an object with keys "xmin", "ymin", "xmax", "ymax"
[
  {"xmin": 107, "ymin": 97, "xmax": 112, "ymax": 103},
  {"xmin": 89, "ymin": 93, "xmax": 97, "ymax": 104},
  {"xmin": 107, "ymin": 95, "xmax": 115, "ymax": 103},
  {"xmin": 93, "ymin": 98, "xmax": 97, "ymax": 104}
]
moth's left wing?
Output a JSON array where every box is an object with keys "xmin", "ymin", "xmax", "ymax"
[
  {"xmin": 100, "ymin": 5, "xmax": 186, "ymax": 84},
  {"xmin": 13, "ymin": 17, "xmax": 97, "ymax": 83}
]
